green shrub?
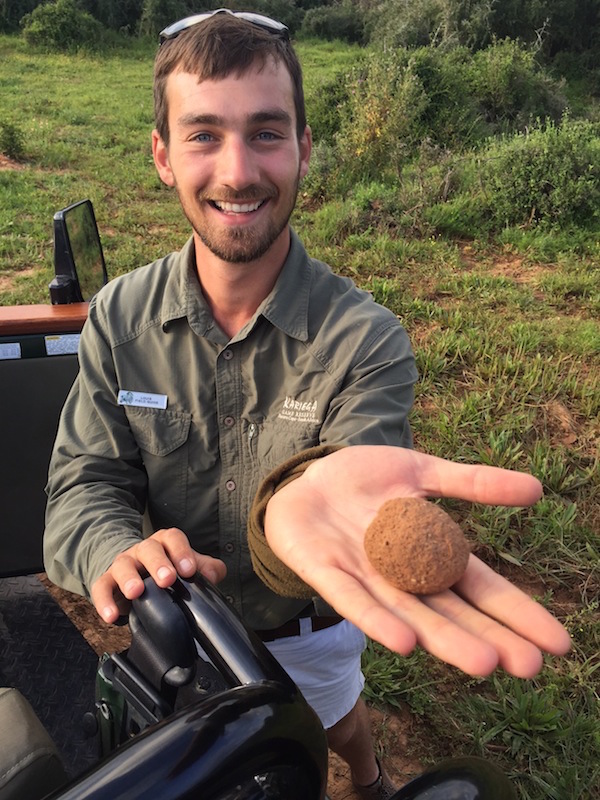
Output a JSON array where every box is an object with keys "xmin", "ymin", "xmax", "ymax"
[
  {"xmin": 470, "ymin": 38, "xmax": 566, "ymax": 130},
  {"xmin": 331, "ymin": 47, "xmax": 484, "ymax": 189},
  {"xmin": 0, "ymin": 121, "xmax": 26, "ymax": 160},
  {"xmin": 368, "ymin": 0, "xmax": 495, "ymax": 51},
  {"xmin": 301, "ymin": 4, "xmax": 367, "ymax": 45},
  {"xmin": 306, "ymin": 73, "xmax": 350, "ymax": 144},
  {"xmin": 333, "ymin": 51, "xmax": 429, "ymax": 187},
  {"xmin": 21, "ymin": 0, "xmax": 105, "ymax": 51},
  {"xmin": 301, "ymin": 140, "xmax": 339, "ymax": 201},
  {"xmin": 316, "ymin": 38, "xmax": 570, "ymax": 195},
  {"xmin": 482, "ymin": 116, "xmax": 600, "ymax": 229}
]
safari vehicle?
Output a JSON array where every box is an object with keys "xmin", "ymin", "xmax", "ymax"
[{"xmin": 0, "ymin": 201, "xmax": 517, "ymax": 800}]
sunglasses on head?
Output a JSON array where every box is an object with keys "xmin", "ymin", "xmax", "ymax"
[{"xmin": 159, "ymin": 8, "xmax": 290, "ymax": 45}]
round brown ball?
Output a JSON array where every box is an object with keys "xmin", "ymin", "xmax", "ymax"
[{"xmin": 364, "ymin": 497, "xmax": 470, "ymax": 594}]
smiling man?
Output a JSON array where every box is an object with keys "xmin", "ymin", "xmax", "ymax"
[{"xmin": 44, "ymin": 11, "xmax": 569, "ymax": 800}]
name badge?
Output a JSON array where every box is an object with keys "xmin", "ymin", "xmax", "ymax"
[{"xmin": 118, "ymin": 390, "xmax": 168, "ymax": 410}]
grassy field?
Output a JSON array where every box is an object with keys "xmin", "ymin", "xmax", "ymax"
[{"xmin": 1, "ymin": 32, "xmax": 598, "ymax": 799}]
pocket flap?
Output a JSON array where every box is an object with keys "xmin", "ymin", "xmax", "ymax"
[{"xmin": 125, "ymin": 406, "xmax": 191, "ymax": 456}]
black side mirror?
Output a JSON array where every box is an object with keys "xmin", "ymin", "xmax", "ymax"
[{"xmin": 49, "ymin": 199, "xmax": 108, "ymax": 304}]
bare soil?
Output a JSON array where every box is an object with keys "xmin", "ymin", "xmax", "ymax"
[{"xmin": 38, "ymin": 574, "xmax": 424, "ymax": 798}]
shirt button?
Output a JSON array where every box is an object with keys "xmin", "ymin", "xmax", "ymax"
[
  {"xmin": 222, "ymin": 349, "xmax": 234, "ymax": 360},
  {"xmin": 225, "ymin": 479, "xmax": 236, "ymax": 492},
  {"xmin": 225, "ymin": 595, "xmax": 234, "ymax": 604},
  {"xmin": 224, "ymin": 542, "xmax": 234, "ymax": 554},
  {"xmin": 223, "ymin": 415, "xmax": 235, "ymax": 428}
]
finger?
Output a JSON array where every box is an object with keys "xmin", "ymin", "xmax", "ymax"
[
  {"xmin": 301, "ymin": 563, "xmax": 501, "ymax": 676},
  {"xmin": 422, "ymin": 590, "xmax": 544, "ymax": 679},
  {"xmin": 109, "ymin": 549, "xmax": 155, "ymax": 594},
  {"xmin": 91, "ymin": 572, "xmax": 129, "ymax": 624},
  {"xmin": 453, "ymin": 557, "xmax": 572, "ymax": 656},
  {"xmin": 417, "ymin": 455, "xmax": 544, "ymax": 507},
  {"xmin": 153, "ymin": 528, "xmax": 199, "ymax": 577},
  {"xmin": 112, "ymin": 537, "xmax": 180, "ymax": 593},
  {"xmin": 195, "ymin": 555, "xmax": 227, "ymax": 584},
  {"xmin": 365, "ymin": 573, "xmax": 502, "ymax": 676}
]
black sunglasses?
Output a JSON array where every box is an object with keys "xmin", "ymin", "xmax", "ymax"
[{"xmin": 159, "ymin": 8, "xmax": 290, "ymax": 46}]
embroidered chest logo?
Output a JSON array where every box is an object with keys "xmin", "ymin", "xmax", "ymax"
[{"xmin": 278, "ymin": 396, "xmax": 319, "ymax": 423}]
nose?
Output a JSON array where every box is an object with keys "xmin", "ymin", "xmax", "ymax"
[{"xmin": 217, "ymin": 136, "xmax": 261, "ymax": 191}]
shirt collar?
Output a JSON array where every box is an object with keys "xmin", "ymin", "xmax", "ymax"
[
  {"xmin": 258, "ymin": 229, "xmax": 311, "ymax": 342},
  {"xmin": 159, "ymin": 230, "xmax": 312, "ymax": 342}
]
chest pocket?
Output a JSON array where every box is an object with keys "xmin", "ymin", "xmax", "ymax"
[
  {"xmin": 125, "ymin": 406, "xmax": 192, "ymax": 524},
  {"xmin": 253, "ymin": 418, "xmax": 321, "ymax": 471}
]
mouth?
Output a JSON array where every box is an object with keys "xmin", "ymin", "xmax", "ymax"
[{"xmin": 210, "ymin": 199, "xmax": 267, "ymax": 215}]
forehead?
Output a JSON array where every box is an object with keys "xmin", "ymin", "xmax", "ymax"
[{"xmin": 166, "ymin": 57, "xmax": 296, "ymax": 125}]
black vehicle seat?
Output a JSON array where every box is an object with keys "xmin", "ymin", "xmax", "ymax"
[{"xmin": 0, "ymin": 687, "xmax": 67, "ymax": 800}]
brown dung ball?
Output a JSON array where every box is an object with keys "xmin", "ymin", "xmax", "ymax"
[{"xmin": 364, "ymin": 497, "xmax": 470, "ymax": 594}]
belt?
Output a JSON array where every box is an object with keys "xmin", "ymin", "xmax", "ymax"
[{"xmin": 255, "ymin": 615, "xmax": 342, "ymax": 642}]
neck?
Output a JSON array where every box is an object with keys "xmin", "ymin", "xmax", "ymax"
[{"xmin": 193, "ymin": 230, "xmax": 290, "ymax": 339}]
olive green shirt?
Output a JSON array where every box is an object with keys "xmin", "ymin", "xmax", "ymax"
[{"xmin": 44, "ymin": 230, "xmax": 417, "ymax": 629}]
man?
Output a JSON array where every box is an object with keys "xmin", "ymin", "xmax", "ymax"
[{"xmin": 44, "ymin": 11, "xmax": 570, "ymax": 800}]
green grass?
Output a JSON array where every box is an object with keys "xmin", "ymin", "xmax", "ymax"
[{"xmin": 1, "ymin": 33, "xmax": 598, "ymax": 799}]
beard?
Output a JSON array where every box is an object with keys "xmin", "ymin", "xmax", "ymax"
[
  {"xmin": 178, "ymin": 176, "xmax": 300, "ymax": 264},
  {"xmin": 194, "ymin": 209, "xmax": 288, "ymax": 264}
]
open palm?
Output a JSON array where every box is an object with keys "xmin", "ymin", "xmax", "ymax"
[{"xmin": 264, "ymin": 446, "xmax": 571, "ymax": 678}]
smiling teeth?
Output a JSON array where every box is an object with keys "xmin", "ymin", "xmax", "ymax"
[{"xmin": 215, "ymin": 200, "xmax": 263, "ymax": 213}]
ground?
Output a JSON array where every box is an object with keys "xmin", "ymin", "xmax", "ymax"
[{"xmin": 39, "ymin": 574, "xmax": 424, "ymax": 798}]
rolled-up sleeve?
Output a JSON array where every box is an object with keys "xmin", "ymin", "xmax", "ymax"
[{"xmin": 44, "ymin": 298, "xmax": 146, "ymax": 597}]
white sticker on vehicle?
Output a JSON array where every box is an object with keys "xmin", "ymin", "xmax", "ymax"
[
  {"xmin": 0, "ymin": 342, "xmax": 21, "ymax": 360},
  {"xmin": 45, "ymin": 334, "xmax": 81, "ymax": 356}
]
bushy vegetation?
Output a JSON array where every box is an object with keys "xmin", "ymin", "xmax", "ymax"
[
  {"xmin": 21, "ymin": 0, "xmax": 105, "ymax": 50},
  {"xmin": 3, "ymin": 0, "xmax": 600, "ymax": 68},
  {"xmin": 367, "ymin": 0, "xmax": 600, "ymax": 59},
  {"xmin": 482, "ymin": 117, "xmax": 600, "ymax": 229},
  {"xmin": 306, "ymin": 37, "xmax": 570, "ymax": 198},
  {"xmin": 0, "ymin": 120, "xmax": 25, "ymax": 160}
]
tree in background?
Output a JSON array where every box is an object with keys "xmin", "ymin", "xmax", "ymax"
[{"xmin": 1, "ymin": 0, "xmax": 39, "ymax": 32}]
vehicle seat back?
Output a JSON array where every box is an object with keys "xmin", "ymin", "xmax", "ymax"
[
  {"xmin": 0, "ymin": 307, "xmax": 83, "ymax": 577},
  {"xmin": 0, "ymin": 687, "xmax": 67, "ymax": 800}
]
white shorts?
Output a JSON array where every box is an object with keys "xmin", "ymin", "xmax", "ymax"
[{"xmin": 264, "ymin": 619, "xmax": 366, "ymax": 730}]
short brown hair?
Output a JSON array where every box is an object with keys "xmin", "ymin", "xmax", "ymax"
[{"xmin": 154, "ymin": 14, "xmax": 306, "ymax": 146}]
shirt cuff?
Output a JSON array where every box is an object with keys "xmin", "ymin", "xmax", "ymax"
[{"xmin": 247, "ymin": 444, "xmax": 343, "ymax": 598}]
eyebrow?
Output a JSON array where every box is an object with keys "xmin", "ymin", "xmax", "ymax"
[{"xmin": 177, "ymin": 109, "xmax": 293, "ymax": 129}]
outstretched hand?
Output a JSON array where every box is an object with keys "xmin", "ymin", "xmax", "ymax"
[{"xmin": 264, "ymin": 446, "xmax": 571, "ymax": 678}]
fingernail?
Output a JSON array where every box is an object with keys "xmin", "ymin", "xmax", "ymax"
[
  {"xmin": 102, "ymin": 607, "xmax": 114, "ymax": 621},
  {"xmin": 124, "ymin": 579, "xmax": 139, "ymax": 595},
  {"xmin": 179, "ymin": 558, "xmax": 194, "ymax": 573},
  {"xmin": 157, "ymin": 566, "xmax": 172, "ymax": 581}
]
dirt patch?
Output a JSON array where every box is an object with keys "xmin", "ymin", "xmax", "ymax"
[
  {"xmin": 38, "ymin": 573, "xmax": 131, "ymax": 656},
  {"xmin": 542, "ymin": 399, "xmax": 579, "ymax": 446},
  {"xmin": 0, "ymin": 266, "xmax": 38, "ymax": 293},
  {"xmin": 0, "ymin": 153, "xmax": 25, "ymax": 171}
]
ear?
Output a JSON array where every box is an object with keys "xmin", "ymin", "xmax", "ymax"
[
  {"xmin": 152, "ymin": 129, "xmax": 175, "ymax": 187},
  {"xmin": 298, "ymin": 125, "xmax": 312, "ymax": 181}
]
